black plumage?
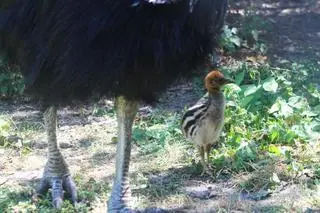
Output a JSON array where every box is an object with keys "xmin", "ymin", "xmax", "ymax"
[{"xmin": 1, "ymin": 0, "xmax": 227, "ymax": 104}]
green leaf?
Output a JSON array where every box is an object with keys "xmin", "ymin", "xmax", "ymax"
[
  {"xmin": 291, "ymin": 125, "xmax": 308, "ymax": 138},
  {"xmin": 270, "ymin": 129, "xmax": 279, "ymax": 142},
  {"xmin": 279, "ymin": 100, "xmax": 293, "ymax": 117},
  {"xmin": 132, "ymin": 128, "xmax": 147, "ymax": 142},
  {"xmin": 269, "ymin": 102, "xmax": 280, "ymax": 114},
  {"xmin": 226, "ymin": 100, "xmax": 237, "ymax": 107},
  {"xmin": 302, "ymin": 110, "xmax": 318, "ymax": 117},
  {"xmin": 240, "ymin": 95, "xmax": 255, "ymax": 108},
  {"xmin": 268, "ymin": 144, "xmax": 281, "ymax": 155},
  {"xmin": 263, "ymin": 77, "xmax": 278, "ymax": 93},
  {"xmin": 224, "ymin": 84, "xmax": 241, "ymax": 92},
  {"xmin": 230, "ymin": 36, "xmax": 241, "ymax": 47},
  {"xmin": 269, "ymin": 98, "xmax": 293, "ymax": 117},
  {"xmin": 235, "ymin": 71, "xmax": 245, "ymax": 85},
  {"xmin": 243, "ymin": 84, "xmax": 260, "ymax": 97},
  {"xmin": 285, "ymin": 130, "xmax": 296, "ymax": 143},
  {"xmin": 231, "ymin": 27, "xmax": 238, "ymax": 34},
  {"xmin": 311, "ymin": 105, "xmax": 320, "ymax": 115},
  {"xmin": 0, "ymin": 119, "xmax": 10, "ymax": 129},
  {"xmin": 288, "ymin": 96, "xmax": 306, "ymax": 109},
  {"xmin": 312, "ymin": 125, "xmax": 320, "ymax": 132}
]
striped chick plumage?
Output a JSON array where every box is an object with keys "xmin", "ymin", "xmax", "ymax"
[{"xmin": 181, "ymin": 70, "xmax": 233, "ymax": 175}]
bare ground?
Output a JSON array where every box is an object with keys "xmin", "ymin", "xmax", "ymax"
[{"xmin": 1, "ymin": 0, "xmax": 320, "ymax": 212}]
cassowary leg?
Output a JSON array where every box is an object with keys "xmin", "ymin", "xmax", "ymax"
[
  {"xmin": 108, "ymin": 96, "xmax": 139, "ymax": 212},
  {"xmin": 38, "ymin": 106, "xmax": 77, "ymax": 208}
]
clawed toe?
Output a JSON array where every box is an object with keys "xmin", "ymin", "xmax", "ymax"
[
  {"xmin": 37, "ymin": 175, "xmax": 77, "ymax": 208},
  {"xmin": 200, "ymin": 166, "xmax": 215, "ymax": 178}
]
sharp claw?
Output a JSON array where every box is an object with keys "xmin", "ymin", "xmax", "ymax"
[
  {"xmin": 37, "ymin": 178, "xmax": 50, "ymax": 195},
  {"xmin": 53, "ymin": 197, "xmax": 63, "ymax": 209},
  {"xmin": 63, "ymin": 176, "xmax": 77, "ymax": 204}
]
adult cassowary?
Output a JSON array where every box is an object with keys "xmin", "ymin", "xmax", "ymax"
[{"xmin": 0, "ymin": 0, "xmax": 227, "ymax": 211}]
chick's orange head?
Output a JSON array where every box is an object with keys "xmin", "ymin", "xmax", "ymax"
[
  {"xmin": 205, "ymin": 70, "xmax": 224, "ymax": 81},
  {"xmin": 205, "ymin": 70, "xmax": 224, "ymax": 92}
]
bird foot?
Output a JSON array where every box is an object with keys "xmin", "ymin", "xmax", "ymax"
[
  {"xmin": 200, "ymin": 166, "xmax": 214, "ymax": 177},
  {"xmin": 200, "ymin": 168, "xmax": 210, "ymax": 176},
  {"xmin": 37, "ymin": 174, "xmax": 77, "ymax": 208}
]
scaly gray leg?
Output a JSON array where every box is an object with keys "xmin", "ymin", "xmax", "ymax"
[
  {"xmin": 38, "ymin": 106, "xmax": 77, "ymax": 208},
  {"xmin": 107, "ymin": 96, "xmax": 139, "ymax": 212}
]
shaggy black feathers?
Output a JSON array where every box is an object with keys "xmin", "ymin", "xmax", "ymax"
[{"xmin": 0, "ymin": 0, "xmax": 227, "ymax": 104}]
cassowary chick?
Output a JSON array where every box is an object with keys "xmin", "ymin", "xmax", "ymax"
[{"xmin": 181, "ymin": 70, "xmax": 233, "ymax": 175}]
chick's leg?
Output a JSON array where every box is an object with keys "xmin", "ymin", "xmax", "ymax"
[
  {"xmin": 198, "ymin": 146, "xmax": 208, "ymax": 176},
  {"xmin": 205, "ymin": 144, "xmax": 213, "ymax": 165}
]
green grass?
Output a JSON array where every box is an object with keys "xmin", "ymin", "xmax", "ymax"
[
  {"xmin": 0, "ymin": 115, "xmax": 44, "ymax": 155},
  {"xmin": 132, "ymin": 111, "xmax": 184, "ymax": 155}
]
